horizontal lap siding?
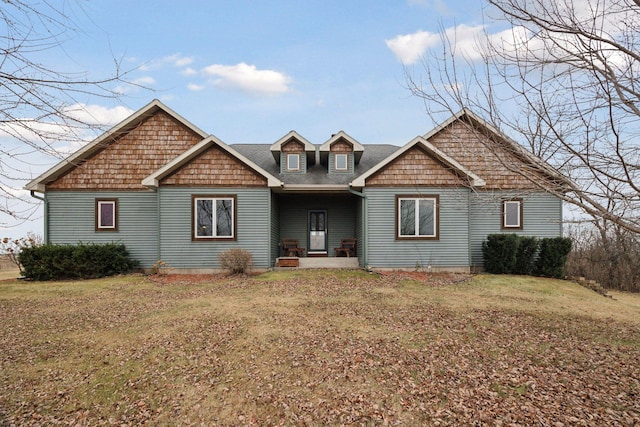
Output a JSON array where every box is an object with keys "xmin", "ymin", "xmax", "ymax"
[
  {"xmin": 270, "ymin": 193, "xmax": 279, "ymax": 267},
  {"xmin": 469, "ymin": 192, "xmax": 563, "ymax": 267},
  {"xmin": 365, "ymin": 188, "xmax": 470, "ymax": 268},
  {"xmin": 47, "ymin": 191, "xmax": 159, "ymax": 268},
  {"xmin": 159, "ymin": 188, "xmax": 271, "ymax": 268}
]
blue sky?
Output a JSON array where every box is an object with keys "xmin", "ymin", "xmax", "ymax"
[{"xmin": 2, "ymin": 0, "xmax": 501, "ymax": 238}]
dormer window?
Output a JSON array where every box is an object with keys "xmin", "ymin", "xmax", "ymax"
[
  {"xmin": 287, "ymin": 153, "xmax": 300, "ymax": 171},
  {"xmin": 334, "ymin": 153, "xmax": 348, "ymax": 171}
]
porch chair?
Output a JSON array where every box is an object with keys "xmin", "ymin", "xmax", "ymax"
[
  {"xmin": 282, "ymin": 239, "xmax": 306, "ymax": 257},
  {"xmin": 334, "ymin": 238, "xmax": 357, "ymax": 258}
]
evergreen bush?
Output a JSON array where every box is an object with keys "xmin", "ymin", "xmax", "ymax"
[
  {"xmin": 534, "ymin": 237, "xmax": 573, "ymax": 278},
  {"xmin": 513, "ymin": 236, "xmax": 540, "ymax": 276},
  {"xmin": 482, "ymin": 234, "xmax": 519, "ymax": 274},
  {"xmin": 19, "ymin": 243, "xmax": 139, "ymax": 280}
]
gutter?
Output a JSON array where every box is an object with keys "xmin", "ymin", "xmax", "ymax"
[
  {"xmin": 348, "ymin": 187, "xmax": 368, "ymax": 268},
  {"xmin": 29, "ymin": 191, "xmax": 48, "ymax": 243}
]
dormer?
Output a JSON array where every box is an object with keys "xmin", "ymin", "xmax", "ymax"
[
  {"xmin": 270, "ymin": 131, "xmax": 316, "ymax": 173},
  {"xmin": 319, "ymin": 131, "xmax": 364, "ymax": 174}
]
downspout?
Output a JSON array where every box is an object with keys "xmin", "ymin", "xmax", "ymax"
[
  {"xmin": 30, "ymin": 191, "xmax": 48, "ymax": 244},
  {"xmin": 156, "ymin": 188, "xmax": 161, "ymax": 267},
  {"xmin": 348, "ymin": 187, "xmax": 368, "ymax": 268}
]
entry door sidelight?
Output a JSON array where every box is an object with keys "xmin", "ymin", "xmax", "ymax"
[{"xmin": 308, "ymin": 210, "xmax": 327, "ymax": 253}]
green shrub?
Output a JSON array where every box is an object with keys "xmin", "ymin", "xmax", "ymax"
[
  {"xmin": 513, "ymin": 236, "xmax": 540, "ymax": 276},
  {"xmin": 535, "ymin": 237, "xmax": 573, "ymax": 278},
  {"xmin": 19, "ymin": 243, "xmax": 139, "ymax": 281},
  {"xmin": 482, "ymin": 234, "xmax": 519, "ymax": 274},
  {"xmin": 218, "ymin": 248, "xmax": 253, "ymax": 275}
]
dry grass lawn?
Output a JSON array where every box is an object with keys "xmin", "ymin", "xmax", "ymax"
[{"xmin": 1, "ymin": 270, "xmax": 639, "ymax": 426}]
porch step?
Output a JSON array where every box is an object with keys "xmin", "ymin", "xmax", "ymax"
[{"xmin": 297, "ymin": 257, "xmax": 360, "ymax": 269}]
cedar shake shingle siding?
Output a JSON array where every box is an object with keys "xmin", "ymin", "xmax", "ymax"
[
  {"xmin": 281, "ymin": 140, "xmax": 305, "ymax": 152},
  {"xmin": 330, "ymin": 139, "xmax": 353, "ymax": 152},
  {"xmin": 366, "ymin": 146, "xmax": 466, "ymax": 187},
  {"xmin": 160, "ymin": 145, "xmax": 268, "ymax": 187},
  {"xmin": 427, "ymin": 121, "xmax": 539, "ymax": 190},
  {"xmin": 47, "ymin": 111, "xmax": 202, "ymax": 190}
]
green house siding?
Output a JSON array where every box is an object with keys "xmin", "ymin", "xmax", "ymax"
[
  {"xmin": 365, "ymin": 187, "xmax": 471, "ymax": 269},
  {"xmin": 46, "ymin": 191, "xmax": 159, "ymax": 268},
  {"xmin": 270, "ymin": 192, "xmax": 280, "ymax": 267},
  {"xmin": 277, "ymin": 194, "xmax": 358, "ymax": 257},
  {"xmin": 158, "ymin": 187, "xmax": 271, "ymax": 269},
  {"xmin": 469, "ymin": 191, "xmax": 563, "ymax": 267},
  {"xmin": 328, "ymin": 153, "xmax": 354, "ymax": 174},
  {"xmin": 280, "ymin": 152, "xmax": 307, "ymax": 174}
]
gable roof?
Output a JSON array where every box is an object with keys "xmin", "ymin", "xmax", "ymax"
[
  {"xmin": 142, "ymin": 135, "xmax": 281, "ymax": 188},
  {"xmin": 350, "ymin": 135, "xmax": 486, "ymax": 188},
  {"xmin": 25, "ymin": 99, "xmax": 208, "ymax": 192},
  {"xmin": 428, "ymin": 109, "xmax": 569, "ymax": 188},
  {"xmin": 318, "ymin": 131, "xmax": 365, "ymax": 164},
  {"xmin": 269, "ymin": 131, "xmax": 316, "ymax": 166}
]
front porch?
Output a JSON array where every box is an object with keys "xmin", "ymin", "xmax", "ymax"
[
  {"xmin": 276, "ymin": 256, "xmax": 360, "ymax": 269},
  {"xmin": 274, "ymin": 193, "xmax": 363, "ymax": 263}
]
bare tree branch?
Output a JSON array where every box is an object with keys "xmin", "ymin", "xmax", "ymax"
[
  {"xmin": 407, "ymin": 0, "xmax": 640, "ymax": 234},
  {"xmin": 0, "ymin": 0, "xmax": 143, "ymax": 227}
]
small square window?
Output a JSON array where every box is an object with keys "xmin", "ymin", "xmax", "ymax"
[
  {"xmin": 287, "ymin": 154, "xmax": 300, "ymax": 171},
  {"xmin": 502, "ymin": 199, "xmax": 523, "ymax": 229},
  {"xmin": 96, "ymin": 199, "xmax": 118, "ymax": 231},
  {"xmin": 335, "ymin": 154, "xmax": 348, "ymax": 171}
]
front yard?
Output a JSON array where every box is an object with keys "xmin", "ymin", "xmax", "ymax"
[{"xmin": 1, "ymin": 270, "xmax": 639, "ymax": 425}]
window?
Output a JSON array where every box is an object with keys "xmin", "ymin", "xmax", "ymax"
[
  {"xmin": 96, "ymin": 199, "xmax": 118, "ymax": 231},
  {"xmin": 286, "ymin": 153, "xmax": 300, "ymax": 171},
  {"xmin": 334, "ymin": 153, "xmax": 348, "ymax": 171},
  {"xmin": 396, "ymin": 195, "xmax": 439, "ymax": 239},
  {"xmin": 193, "ymin": 195, "xmax": 236, "ymax": 240},
  {"xmin": 502, "ymin": 199, "xmax": 523, "ymax": 229}
]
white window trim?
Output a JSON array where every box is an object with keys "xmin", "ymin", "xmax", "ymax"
[
  {"xmin": 193, "ymin": 196, "xmax": 235, "ymax": 240},
  {"xmin": 334, "ymin": 153, "xmax": 348, "ymax": 171},
  {"xmin": 287, "ymin": 153, "xmax": 300, "ymax": 171},
  {"xmin": 96, "ymin": 199, "xmax": 117, "ymax": 231},
  {"xmin": 503, "ymin": 199, "xmax": 522, "ymax": 229},
  {"xmin": 397, "ymin": 196, "xmax": 439, "ymax": 239}
]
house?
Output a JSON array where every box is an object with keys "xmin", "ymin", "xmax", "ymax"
[{"xmin": 25, "ymin": 99, "xmax": 567, "ymax": 272}]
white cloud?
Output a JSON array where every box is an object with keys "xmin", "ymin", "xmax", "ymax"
[
  {"xmin": 114, "ymin": 76, "xmax": 156, "ymax": 94},
  {"xmin": 187, "ymin": 83, "xmax": 205, "ymax": 91},
  {"xmin": 170, "ymin": 54, "xmax": 194, "ymax": 67},
  {"xmin": 385, "ymin": 30, "xmax": 441, "ymax": 64},
  {"xmin": 182, "ymin": 67, "xmax": 197, "ymax": 76},
  {"xmin": 202, "ymin": 62, "xmax": 291, "ymax": 95},
  {"xmin": 63, "ymin": 103, "xmax": 134, "ymax": 126},
  {"xmin": 386, "ymin": 24, "xmax": 528, "ymax": 64},
  {"xmin": 140, "ymin": 53, "xmax": 194, "ymax": 71},
  {"xmin": 0, "ymin": 104, "xmax": 134, "ymax": 152}
]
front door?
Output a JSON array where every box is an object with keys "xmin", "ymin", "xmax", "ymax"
[{"xmin": 308, "ymin": 210, "xmax": 327, "ymax": 254}]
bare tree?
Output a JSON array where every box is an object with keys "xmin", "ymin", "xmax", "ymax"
[
  {"xmin": 408, "ymin": 0, "xmax": 640, "ymax": 234},
  {"xmin": 0, "ymin": 1, "xmax": 136, "ymax": 226}
]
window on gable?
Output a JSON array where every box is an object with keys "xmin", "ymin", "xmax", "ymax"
[
  {"xmin": 96, "ymin": 199, "xmax": 118, "ymax": 231},
  {"xmin": 502, "ymin": 199, "xmax": 523, "ymax": 229},
  {"xmin": 396, "ymin": 195, "xmax": 439, "ymax": 239},
  {"xmin": 335, "ymin": 153, "xmax": 348, "ymax": 171},
  {"xmin": 287, "ymin": 153, "xmax": 300, "ymax": 171},
  {"xmin": 193, "ymin": 195, "xmax": 236, "ymax": 240}
]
